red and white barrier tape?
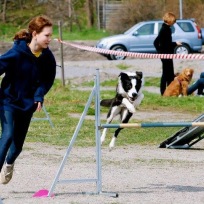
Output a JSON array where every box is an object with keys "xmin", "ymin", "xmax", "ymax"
[{"xmin": 54, "ymin": 38, "xmax": 204, "ymax": 60}]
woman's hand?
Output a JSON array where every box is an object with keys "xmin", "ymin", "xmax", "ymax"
[{"xmin": 35, "ymin": 101, "xmax": 42, "ymax": 112}]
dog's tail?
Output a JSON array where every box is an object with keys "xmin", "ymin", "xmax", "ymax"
[{"xmin": 100, "ymin": 98, "xmax": 114, "ymax": 107}]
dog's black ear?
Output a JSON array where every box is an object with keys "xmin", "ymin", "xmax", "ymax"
[
  {"xmin": 119, "ymin": 72, "xmax": 129, "ymax": 80},
  {"xmin": 118, "ymin": 72, "xmax": 125, "ymax": 77},
  {"xmin": 118, "ymin": 72, "xmax": 122, "ymax": 77},
  {"xmin": 136, "ymin": 71, "xmax": 143, "ymax": 79}
]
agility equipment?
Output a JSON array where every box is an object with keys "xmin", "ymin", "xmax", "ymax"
[
  {"xmin": 31, "ymin": 105, "xmax": 54, "ymax": 128},
  {"xmin": 101, "ymin": 122, "xmax": 204, "ymax": 128},
  {"xmin": 33, "ymin": 69, "xmax": 204, "ymax": 199},
  {"xmin": 33, "ymin": 69, "xmax": 118, "ymax": 198},
  {"xmin": 47, "ymin": 69, "xmax": 118, "ymax": 197},
  {"xmin": 32, "ymin": 189, "xmax": 54, "ymax": 198},
  {"xmin": 159, "ymin": 114, "xmax": 204, "ymax": 149},
  {"xmin": 102, "ymin": 120, "xmax": 204, "ymax": 149}
]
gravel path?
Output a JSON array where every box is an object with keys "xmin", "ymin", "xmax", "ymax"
[
  {"xmin": 1, "ymin": 142, "xmax": 204, "ymax": 204},
  {"xmin": 1, "ymin": 41, "xmax": 204, "ymax": 204},
  {"xmin": 56, "ymin": 58, "xmax": 204, "ymax": 81}
]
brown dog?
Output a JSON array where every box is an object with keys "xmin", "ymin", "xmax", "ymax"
[{"xmin": 163, "ymin": 68, "xmax": 194, "ymax": 97}]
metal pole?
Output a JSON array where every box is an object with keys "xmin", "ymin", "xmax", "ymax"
[
  {"xmin": 95, "ymin": 69, "xmax": 118, "ymax": 198},
  {"xmin": 95, "ymin": 69, "xmax": 102, "ymax": 194},
  {"xmin": 179, "ymin": 0, "xmax": 183, "ymax": 19},
  {"xmin": 97, "ymin": 0, "xmax": 100, "ymax": 30},
  {"xmin": 58, "ymin": 20, "xmax": 65, "ymax": 86}
]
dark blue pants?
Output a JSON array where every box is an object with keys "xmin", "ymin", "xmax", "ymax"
[
  {"xmin": 188, "ymin": 72, "xmax": 204, "ymax": 95},
  {"xmin": 160, "ymin": 59, "xmax": 175, "ymax": 95},
  {"xmin": 0, "ymin": 110, "xmax": 33, "ymax": 171}
]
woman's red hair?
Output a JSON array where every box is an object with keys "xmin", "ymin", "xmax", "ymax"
[{"xmin": 13, "ymin": 15, "xmax": 53, "ymax": 42}]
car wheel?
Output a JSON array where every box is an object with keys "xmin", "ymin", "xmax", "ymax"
[
  {"xmin": 110, "ymin": 45, "xmax": 127, "ymax": 60},
  {"xmin": 174, "ymin": 44, "xmax": 190, "ymax": 54},
  {"xmin": 106, "ymin": 55, "xmax": 112, "ymax": 60}
]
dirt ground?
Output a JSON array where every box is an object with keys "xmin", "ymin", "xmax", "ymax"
[
  {"xmin": 2, "ymin": 142, "xmax": 204, "ymax": 204},
  {"xmin": 1, "ymin": 41, "xmax": 204, "ymax": 204}
]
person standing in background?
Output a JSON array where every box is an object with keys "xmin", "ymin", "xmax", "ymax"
[
  {"xmin": 154, "ymin": 12, "xmax": 182, "ymax": 95},
  {"xmin": 0, "ymin": 15, "xmax": 56, "ymax": 184}
]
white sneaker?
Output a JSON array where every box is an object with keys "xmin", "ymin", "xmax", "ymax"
[{"xmin": 0, "ymin": 162, "xmax": 14, "ymax": 184}]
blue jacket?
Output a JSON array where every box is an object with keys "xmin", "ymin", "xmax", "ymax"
[{"xmin": 0, "ymin": 40, "xmax": 56, "ymax": 112}]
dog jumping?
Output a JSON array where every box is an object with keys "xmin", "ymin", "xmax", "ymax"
[
  {"xmin": 100, "ymin": 71, "xmax": 144, "ymax": 150},
  {"xmin": 163, "ymin": 67, "xmax": 194, "ymax": 97}
]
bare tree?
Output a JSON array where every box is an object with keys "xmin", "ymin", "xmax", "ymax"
[
  {"xmin": 86, "ymin": 0, "xmax": 94, "ymax": 28},
  {"xmin": 2, "ymin": 0, "xmax": 7, "ymax": 23},
  {"xmin": 0, "ymin": 0, "xmax": 2, "ymax": 13},
  {"xmin": 67, "ymin": 0, "xmax": 82, "ymax": 32},
  {"xmin": 18, "ymin": 0, "xmax": 26, "ymax": 9}
]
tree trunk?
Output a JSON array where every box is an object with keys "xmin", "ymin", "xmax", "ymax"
[
  {"xmin": 86, "ymin": 0, "xmax": 94, "ymax": 28},
  {"xmin": 2, "ymin": 0, "xmax": 7, "ymax": 23}
]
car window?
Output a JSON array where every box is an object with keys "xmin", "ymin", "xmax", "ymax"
[
  {"xmin": 158, "ymin": 23, "xmax": 175, "ymax": 33},
  {"xmin": 136, "ymin": 23, "xmax": 154, "ymax": 35},
  {"xmin": 124, "ymin": 22, "xmax": 143, "ymax": 34},
  {"xmin": 170, "ymin": 26, "xmax": 175, "ymax": 33},
  {"xmin": 177, "ymin": 22, "xmax": 195, "ymax": 32},
  {"xmin": 158, "ymin": 23, "xmax": 162, "ymax": 32}
]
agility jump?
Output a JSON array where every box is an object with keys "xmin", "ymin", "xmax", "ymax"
[
  {"xmin": 36, "ymin": 68, "xmax": 204, "ymax": 198},
  {"xmin": 35, "ymin": 40, "xmax": 204, "ymax": 198}
]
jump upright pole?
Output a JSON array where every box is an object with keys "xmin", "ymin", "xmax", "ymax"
[
  {"xmin": 95, "ymin": 68, "xmax": 102, "ymax": 194},
  {"xmin": 95, "ymin": 69, "xmax": 118, "ymax": 197}
]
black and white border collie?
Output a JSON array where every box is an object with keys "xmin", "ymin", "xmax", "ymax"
[{"xmin": 100, "ymin": 71, "xmax": 144, "ymax": 150}]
